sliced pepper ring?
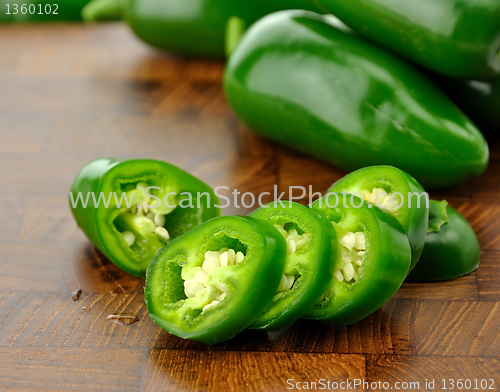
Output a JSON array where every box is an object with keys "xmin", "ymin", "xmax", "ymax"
[
  {"xmin": 305, "ymin": 192, "xmax": 411, "ymax": 325},
  {"xmin": 145, "ymin": 215, "xmax": 287, "ymax": 344},
  {"xmin": 248, "ymin": 201, "xmax": 336, "ymax": 331},
  {"xmin": 70, "ymin": 158, "xmax": 220, "ymax": 277},
  {"xmin": 406, "ymin": 200, "xmax": 482, "ymax": 282},
  {"xmin": 328, "ymin": 165, "xmax": 429, "ymax": 273}
]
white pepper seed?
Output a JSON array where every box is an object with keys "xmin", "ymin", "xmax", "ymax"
[
  {"xmin": 236, "ymin": 251, "xmax": 245, "ymax": 263},
  {"xmin": 355, "ymin": 232, "xmax": 366, "ymax": 250},
  {"xmin": 287, "ymin": 239, "xmax": 297, "ymax": 255},
  {"xmin": 155, "ymin": 226, "xmax": 170, "ymax": 241},
  {"xmin": 343, "ymin": 262, "xmax": 355, "ymax": 281},
  {"xmin": 184, "ymin": 279, "xmax": 205, "ymax": 298},
  {"xmin": 340, "ymin": 232, "xmax": 356, "ymax": 250},
  {"xmin": 202, "ymin": 257, "xmax": 220, "ymax": 274},
  {"xmin": 219, "ymin": 252, "xmax": 229, "ymax": 267},
  {"xmin": 121, "ymin": 231, "xmax": 135, "ymax": 247},
  {"xmin": 154, "ymin": 214, "xmax": 166, "ymax": 227},
  {"xmin": 194, "ymin": 270, "xmax": 208, "ymax": 284}
]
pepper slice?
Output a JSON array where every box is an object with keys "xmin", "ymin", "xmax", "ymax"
[
  {"xmin": 224, "ymin": 11, "xmax": 489, "ymax": 189},
  {"xmin": 305, "ymin": 193, "xmax": 411, "ymax": 325},
  {"xmin": 328, "ymin": 166, "xmax": 429, "ymax": 273},
  {"xmin": 248, "ymin": 201, "xmax": 336, "ymax": 331},
  {"xmin": 145, "ymin": 215, "xmax": 287, "ymax": 344},
  {"xmin": 69, "ymin": 158, "xmax": 220, "ymax": 277},
  {"xmin": 317, "ymin": 0, "xmax": 500, "ymax": 79},
  {"xmin": 407, "ymin": 201, "xmax": 482, "ymax": 282}
]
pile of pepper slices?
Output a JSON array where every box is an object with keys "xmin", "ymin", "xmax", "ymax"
[
  {"xmin": 71, "ymin": 160, "xmax": 480, "ymax": 344},
  {"xmin": 59, "ymin": 0, "xmax": 498, "ymax": 343}
]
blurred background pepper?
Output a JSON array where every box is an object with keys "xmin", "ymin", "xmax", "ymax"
[
  {"xmin": 81, "ymin": 0, "xmax": 326, "ymax": 57},
  {"xmin": 317, "ymin": 0, "xmax": 500, "ymax": 79}
]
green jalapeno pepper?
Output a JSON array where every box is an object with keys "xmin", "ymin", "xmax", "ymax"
[
  {"xmin": 328, "ymin": 166, "xmax": 429, "ymax": 273},
  {"xmin": 145, "ymin": 215, "xmax": 287, "ymax": 344},
  {"xmin": 0, "ymin": 0, "xmax": 92, "ymax": 22},
  {"xmin": 69, "ymin": 158, "xmax": 220, "ymax": 277},
  {"xmin": 224, "ymin": 11, "xmax": 489, "ymax": 189},
  {"xmin": 81, "ymin": 0, "xmax": 325, "ymax": 57},
  {"xmin": 248, "ymin": 201, "xmax": 336, "ymax": 331},
  {"xmin": 407, "ymin": 200, "xmax": 482, "ymax": 282},
  {"xmin": 304, "ymin": 192, "xmax": 411, "ymax": 325},
  {"xmin": 317, "ymin": 0, "xmax": 500, "ymax": 79}
]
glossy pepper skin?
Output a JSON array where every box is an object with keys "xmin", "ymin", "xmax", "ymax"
[
  {"xmin": 407, "ymin": 201, "xmax": 481, "ymax": 282},
  {"xmin": 328, "ymin": 166, "xmax": 429, "ymax": 273},
  {"xmin": 248, "ymin": 201, "xmax": 336, "ymax": 331},
  {"xmin": 0, "ymin": 0, "xmax": 91, "ymax": 22},
  {"xmin": 69, "ymin": 158, "xmax": 220, "ymax": 277},
  {"xmin": 145, "ymin": 215, "xmax": 287, "ymax": 344},
  {"xmin": 224, "ymin": 11, "xmax": 489, "ymax": 190},
  {"xmin": 318, "ymin": 0, "xmax": 500, "ymax": 79},
  {"xmin": 82, "ymin": 0, "xmax": 325, "ymax": 57},
  {"xmin": 305, "ymin": 193, "xmax": 411, "ymax": 325}
]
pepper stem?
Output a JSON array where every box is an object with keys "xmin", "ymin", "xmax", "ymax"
[
  {"xmin": 225, "ymin": 16, "xmax": 246, "ymax": 58},
  {"xmin": 427, "ymin": 200, "xmax": 449, "ymax": 233},
  {"xmin": 81, "ymin": 0, "xmax": 122, "ymax": 22}
]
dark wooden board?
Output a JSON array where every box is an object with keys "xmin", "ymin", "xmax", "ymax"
[{"xmin": 0, "ymin": 23, "xmax": 499, "ymax": 391}]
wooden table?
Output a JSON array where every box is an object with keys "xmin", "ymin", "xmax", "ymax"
[{"xmin": 1, "ymin": 23, "xmax": 499, "ymax": 391}]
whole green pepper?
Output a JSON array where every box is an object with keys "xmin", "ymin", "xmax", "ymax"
[
  {"xmin": 81, "ymin": 0, "xmax": 325, "ymax": 57},
  {"xmin": 305, "ymin": 193, "xmax": 411, "ymax": 325},
  {"xmin": 1, "ymin": 0, "xmax": 91, "ymax": 22},
  {"xmin": 69, "ymin": 158, "xmax": 220, "ymax": 277},
  {"xmin": 224, "ymin": 11, "xmax": 489, "ymax": 189},
  {"xmin": 248, "ymin": 201, "xmax": 336, "ymax": 331},
  {"xmin": 145, "ymin": 215, "xmax": 287, "ymax": 344},
  {"xmin": 328, "ymin": 166, "xmax": 429, "ymax": 273},
  {"xmin": 407, "ymin": 200, "xmax": 481, "ymax": 282},
  {"xmin": 317, "ymin": 0, "xmax": 500, "ymax": 79}
]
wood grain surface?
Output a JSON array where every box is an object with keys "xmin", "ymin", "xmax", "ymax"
[{"xmin": 0, "ymin": 23, "xmax": 499, "ymax": 391}]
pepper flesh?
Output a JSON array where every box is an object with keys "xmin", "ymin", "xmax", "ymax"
[
  {"xmin": 328, "ymin": 166, "xmax": 429, "ymax": 273},
  {"xmin": 305, "ymin": 193, "xmax": 411, "ymax": 325},
  {"xmin": 69, "ymin": 158, "xmax": 220, "ymax": 277},
  {"xmin": 82, "ymin": 0, "xmax": 325, "ymax": 57},
  {"xmin": 407, "ymin": 201, "xmax": 482, "ymax": 282},
  {"xmin": 317, "ymin": 0, "xmax": 500, "ymax": 79},
  {"xmin": 248, "ymin": 201, "xmax": 336, "ymax": 331},
  {"xmin": 145, "ymin": 215, "xmax": 287, "ymax": 344},
  {"xmin": 224, "ymin": 11, "xmax": 489, "ymax": 189}
]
